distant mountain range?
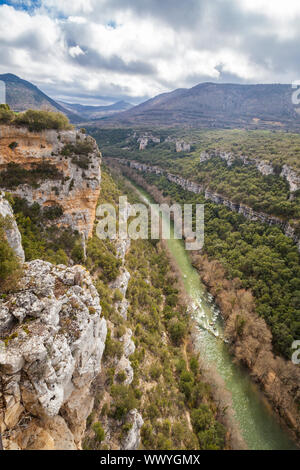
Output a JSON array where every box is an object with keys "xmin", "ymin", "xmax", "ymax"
[
  {"xmin": 0, "ymin": 74, "xmax": 132, "ymax": 123},
  {"xmin": 93, "ymin": 82, "xmax": 300, "ymax": 131},
  {"xmin": 58, "ymin": 100, "xmax": 132, "ymax": 120},
  {"xmin": 2, "ymin": 74, "xmax": 300, "ymax": 131}
]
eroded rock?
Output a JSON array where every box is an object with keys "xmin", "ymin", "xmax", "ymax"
[
  {"xmin": 0, "ymin": 191, "xmax": 25, "ymax": 262},
  {"xmin": 0, "ymin": 259, "xmax": 107, "ymax": 449}
]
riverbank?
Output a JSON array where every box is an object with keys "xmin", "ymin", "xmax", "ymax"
[{"xmin": 107, "ymin": 160, "xmax": 300, "ymax": 449}]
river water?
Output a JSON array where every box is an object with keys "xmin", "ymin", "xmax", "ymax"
[{"xmin": 130, "ymin": 179, "xmax": 298, "ymax": 451}]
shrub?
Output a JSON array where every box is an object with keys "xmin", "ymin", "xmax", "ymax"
[
  {"xmin": 92, "ymin": 422, "xmax": 105, "ymax": 443},
  {"xmin": 168, "ymin": 318, "xmax": 186, "ymax": 345},
  {"xmin": 100, "ymin": 403, "xmax": 110, "ymax": 416},
  {"xmin": 0, "ymin": 162, "xmax": 63, "ymax": 189},
  {"xmin": 104, "ymin": 329, "xmax": 123, "ymax": 360},
  {"xmin": 149, "ymin": 363, "xmax": 162, "ymax": 380},
  {"xmin": 113, "ymin": 288, "xmax": 123, "ymax": 302},
  {"xmin": 43, "ymin": 205, "xmax": 63, "ymax": 220},
  {"xmin": 71, "ymin": 241, "xmax": 84, "ymax": 264},
  {"xmin": 110, "ymin": 384, "xmax": 138, "ymax": 420},
  {"xmin": 141, "ymin": 423, "xmax": 156, "ymax": 448},
  {"xmin": 116, "ymin": 370, "xmax": 127, "ymax": 383},
  {"xmin": 0, "ymin": 104, "xmax": 14, "ymax": 123},
  {"xmin": 8, "ymin": 141, "xmax": 18, "ymax": 150},
  {"xmin": 14, "ymin": 109, "xmax": 72, "ymax": 132},
  {"xmin": 0, "ymin": 215, "xmax": 22, "ymax": 291},
  {"xmin": 191, "ymin": 405, "xmax": 214, "ymax": 433}
]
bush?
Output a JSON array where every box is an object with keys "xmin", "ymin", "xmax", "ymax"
[
  {"xmin": 8, "ymin": 141, "xmax": 18, "ymax": 150},
  {"xmin": 14, "ymin": 109, "xmax": 72, "ymax": 132},
  {"xmin": 168, "ymin": 318, "xmax": 186, "ymax": 345},
  {"xmin": 116, "ymin": 370, "xmax": 127, "ymax": 383},
  {"xmin": 191, "ymin": 405, "xmax": 214, "ymax": 433},
  {"xmin": 113, "ymin": 288, "xmax": 123, "ymax": 302},
  {"xmin": 92, "ymin": 422, "xmax": 105, "ymax": 442},
  {"xmin": 104, "ymin": 329, "xmax": 123, "ymax": 360},
  {"xmin": 0, "ymin": 162, "xmax": 63, "ymax": 189},
  {"xmin": 43, "ymin": 205, "xmax": 63, "ymax": 220},
  {"xmin": 110, "ymin": 384, "xmax": 138, "ymax": 420},
  {"xmin": 0, "ymin": 215, "xmax": 22, "ymax": 291},
  {"xmin": 0, "ymin": 104, "xmax": 14, "ymax": 123}
]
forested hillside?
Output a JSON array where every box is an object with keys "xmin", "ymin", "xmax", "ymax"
[{"xmin": 89, "ymin": 127, "xmax": 300, "ymax": 360}]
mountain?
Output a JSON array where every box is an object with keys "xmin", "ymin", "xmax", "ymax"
[
  {"xmin": 59, "ymin": 100, "xmax": 133, "ymax": 120},
  {"xmin": 0, "ymin": 73, "xmax": 81, "ymax": 122},
  {"xmin": 94, "ymin": 82, "xmax": 300, "ymax": 131}
]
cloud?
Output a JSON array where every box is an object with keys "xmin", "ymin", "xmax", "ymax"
[{"xmin": 0, "ymin": 1, "xmax": 300, "ymax": 104}]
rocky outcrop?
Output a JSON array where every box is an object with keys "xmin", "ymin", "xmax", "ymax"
[
  {"xmin": 200, "ymin": 150, "xmax": 299, "ymax": 191},
  {"xmin": 281, "ymin": 164, "xmax": 300, "ymax": 193},
  {"xmin": 121, "ymin": 409, "xmax": 144, "ymax": 450},
  {"xmin": 115, "ymin": 328, "xmax": 135, "ymax": 385},
  {"xmin": 115, "ymin": 158, "xmax": 300, "ymax": 251},
  {"xmin": 0, "ymin": 259, "xmax": 107, "ymax": 450},
  {"xmin": 0, "ymin": 125, "xmax": 101, "ymax": 238},
  {"xmin": 176, "ymin": 141, "xmax": 191, "ymax": 152},
  {"xmin": 110, "ymin": 268, "xmax": 131, "ymax": 320},
  {"xmin": 137, "ymin": 134, "xmax": 160, "ymax": 150},
  {"xmin": 0, "ymin": 192, "xmax": 25, "ymax": 262}
]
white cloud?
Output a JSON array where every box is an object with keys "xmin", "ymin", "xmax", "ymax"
[
  {"xmin": 69, "ymin": 45, "xmax": 84, "ymax": 58},
  {"xmin": 0, "ymin": 1, "xmax": 300, "ymax": 103}
]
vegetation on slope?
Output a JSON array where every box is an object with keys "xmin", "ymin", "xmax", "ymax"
[
  {"xmin": 90, "ymin": 127, "xmax": 300, "ymax": 227},
  {"xmin": 5, "ymin": 195, "xmax": 83, "ymax": 265},
  {"xmin": 0, "ymin": 104, "xmax": 72, "ymax": 131},
  {"xmin": 0, "ymin": 214, "xmax": 22, "ymax": 292},
  {"xmin": 83, "ymin": 169, "xmax": 227, "ymax": 450},
  {"xmin": 120, "ymin": 168, "xmax": 300, "ymax": 360},
  {"xmin": 90, "ymin": 127, "xmax": 300, "ymax": 173}
]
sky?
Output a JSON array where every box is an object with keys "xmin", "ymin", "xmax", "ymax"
[{"xmin": 1, "ymin": 0, "xmax": 300, "ymax": 105}]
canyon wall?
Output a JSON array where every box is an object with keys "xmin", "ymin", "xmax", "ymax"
[
  {"xmin": 0, "ymin": 125, "xmax": 101, "ymax": 238},
  {"xmin": 115, "ymin": 158, "xmax": 300, "ymax": 251},
  {"xmin": 0, "ymin": 191, "xmax": 25, "ymax": 262},
  {"xmin": 199, "ymin": 150, "xmax": 300, "ymax": 193},
  {"xmin": 0, "ymin": 196, "xmax": 107, "ymax": 449}
]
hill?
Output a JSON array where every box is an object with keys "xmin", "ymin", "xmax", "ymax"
[
  {"xmin": 94, "ymin": 82, "xmax": 300, "ymax": 131},
  {"xmin": 0, "ymin": 73, "xmax": 81, "ymax": 123},
  {"xmin": 59, "ymin": 100, "xmax": 133, "ymax": 120}
]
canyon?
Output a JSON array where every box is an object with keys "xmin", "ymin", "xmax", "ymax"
[
  {"xmin": 113, "ymin": 158, "xmax": 300, "ymax": 252},
  {"xmin": 0, "ymin": 127, "xmax": 143, "ymax": 450},
  {"xmin": 1, "ymin": 122, "xmax": 299, "ymax": 450}
]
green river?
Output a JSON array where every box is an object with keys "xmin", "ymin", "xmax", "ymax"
[{"xmin": 131, "ymin": 179, "xmax": 298, "ymax": 451}]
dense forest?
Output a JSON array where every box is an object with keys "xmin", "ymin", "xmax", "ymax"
[
  {"xmin": 89, "ymin": 127, "xmax": 300, "ymax": 229},
  {"xmin": 129, "ymin": 171, "xmax": 300, "ymax": 360},
  {"xmin": 83, "ymin": 170, "xmax": 227, "ymax": 450},
  {"xmin": 90, "ymin": 127, "xmax": 300, "ymax": 172}
]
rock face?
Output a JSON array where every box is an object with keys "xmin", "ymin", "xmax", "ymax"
[
  {"xmin": 200, "ymin": 150, "xmax": 299, "ymax": 192},
  {"xmin": 0, "ymin": 192, "xmax": 25, "ymax": 262},
  {"xmin": 0, "ymin": 259, "xmax": 107, "ymax": 449},
  {"xmin": 0, "ymin": 125, "xmax": 101, "ymax": 238},
  {"xmin": 122, "ymin": 409, "xmax": 144, "ymax": 450},
  {"xmin": 116, "ymin": 158, "xmax": 300, "ymax": 252},
  {"xmin": 115, "ymin": 328, "xmax": 135, "ymax": 385},
  {"xmin": 137, "ymin": 134, "xmax": 160, "ymax": 150},
  {"xmin": 109, "ymin": 268, "xmax": 131, "ymax": 320},
  {"xmin": 176, "ymin": 141, "xmax": 191, "ymax": 152},
  {"xmin": 281, "ymin": 164, "xmax": 300, "ymax": 193}
]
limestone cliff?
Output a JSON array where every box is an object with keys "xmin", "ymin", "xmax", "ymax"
[
  {"xmin": 114, "ymin": 158, "xmax": 300, "ymax": 251},
  {"xmin": 84, "ymin": 233, "xmax": 143, "ymax": 450},
  {"xmin": 0, "ymin": 125, "xmax": 101, "ymax": 238},
  {"xmin": 200, "ymin": 150, "xmax": 300, "ymax": 192},
  {"xmin": 0, "ymin": 259, "xmax": 107, "ymax": 450},
  {"xmin": 0, "ymin": 191, "xmax": 25, "ymax": 262}
]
